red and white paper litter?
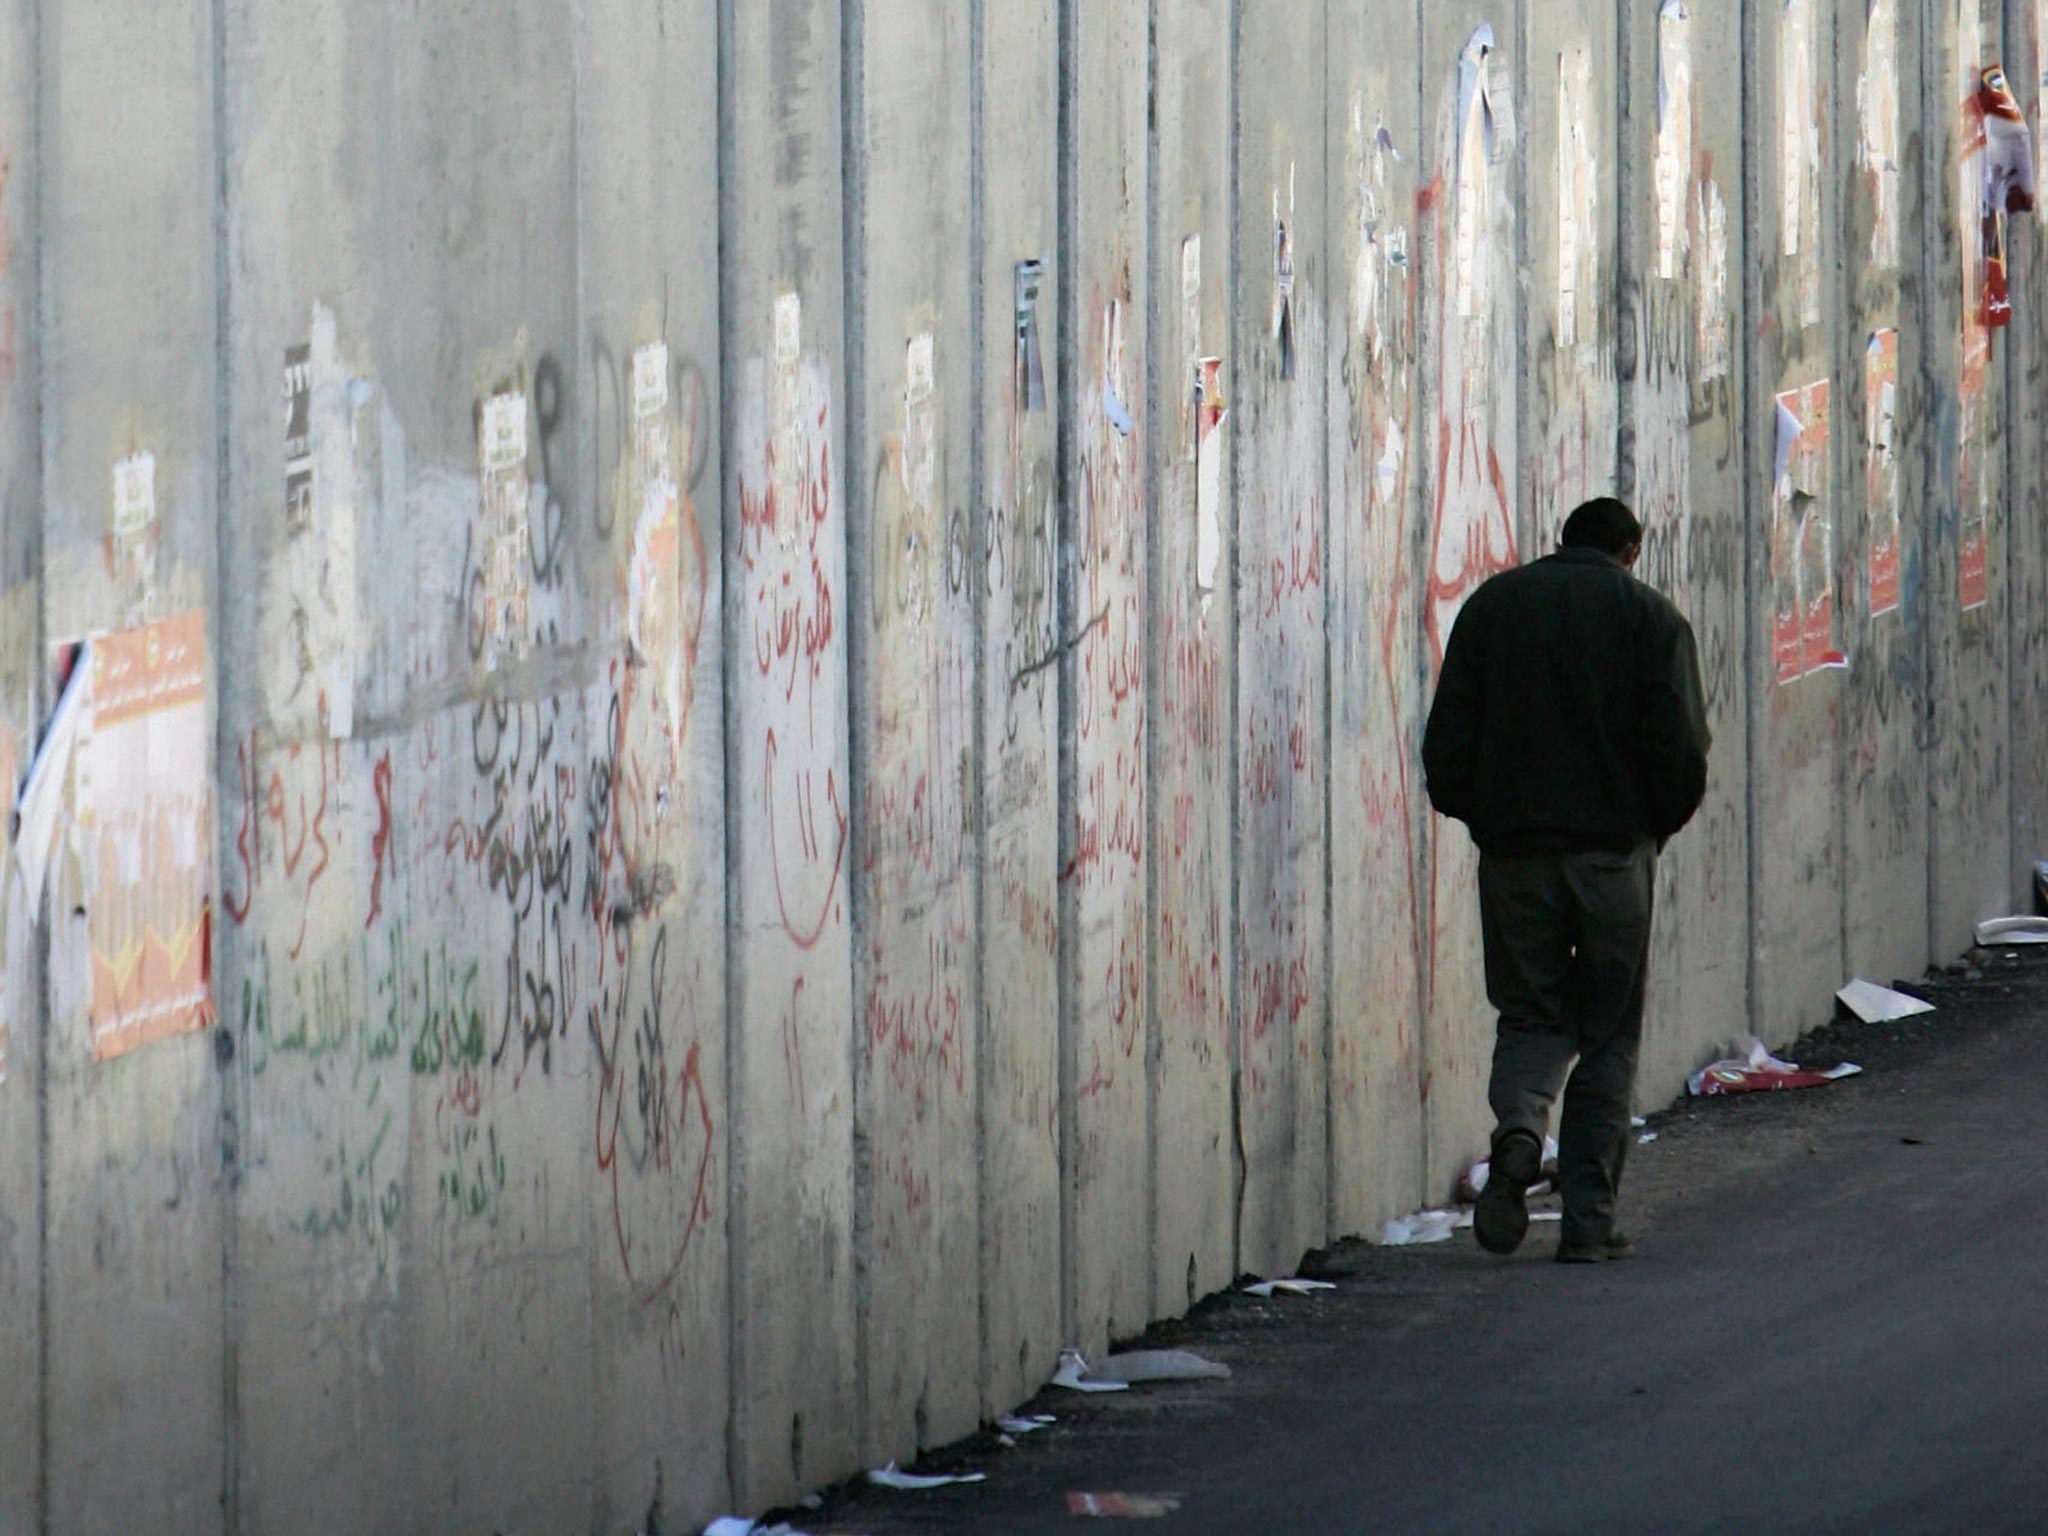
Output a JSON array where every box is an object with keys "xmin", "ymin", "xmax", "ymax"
[{"xmin": 1686, "ymin": 1037, "xmax": 1862, "ymax": 1096}]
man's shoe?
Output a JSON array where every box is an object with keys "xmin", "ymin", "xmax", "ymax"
[
  {"xmin": 1474, "ymin": 1132, "xmax": 1542, "ymax": 1255},
  {"xmin": 1555, "ymin": 1231, "xmax": 1636, "ymax": 1263}
]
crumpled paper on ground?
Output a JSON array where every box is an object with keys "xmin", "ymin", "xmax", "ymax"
[
  {"xmin": 867, "ymin": 1462, "xmax": 985, "ymax": 1491},
  {"xmin": 1837, "ymin": 978, "xmax": 1936, "ymax": 1022},
  {"xmin": 1458, "ymin": 1135, "xmax": 1561, "ymax": 1203},
  {"xmin": 1242, "ymin": 1277, "xmax": 1337, "ymax": 1298},
  {"xmin": 1687, "ymin": 1036, "xmax": 1862, "ymax": 1096},
  {"xmin": 1380, "ymin": 1207, "xmax": 1472, "ymax": 1245}
]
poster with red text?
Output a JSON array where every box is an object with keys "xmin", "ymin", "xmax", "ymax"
[
  {"xmin": 1865, "ymin": 330, "xmax": 1902, "ymax": 617},
  {"xmin": 86, "ymin": 612, "xmax": 212, "ymax": 1060},
  {"xmin": 1773, "ymin": 380, "xmax": 1837, "ymax": 682}
]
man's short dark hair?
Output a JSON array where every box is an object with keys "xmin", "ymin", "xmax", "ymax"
[{"xmin": 1559, "ymin": 498, "xmax": 1642, "ymax": 556}]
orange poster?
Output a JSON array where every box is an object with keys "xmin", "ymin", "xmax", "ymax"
[
  {"xmin": 1866, "ymin": 330, "xmax": 1902, "ymax": 617},
  {"xmin": 87, "ymin": 612, "xmax": 212, "ymax": 1060}
]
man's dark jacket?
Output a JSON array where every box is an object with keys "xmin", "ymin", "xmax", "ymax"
[{"xmin": 1422, "ymin": 547, "xmax": 1711, "ymax": 854}]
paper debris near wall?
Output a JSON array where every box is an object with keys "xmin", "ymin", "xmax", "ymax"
[
  {"xmin": 1837, "ymin": 978, "xmax": 1936, "ymax": 1021},
  {"xmin": 1380, "ymin": 1207, "xmax": 1470, "ymax": 1246},
  {"xmin": 1975, "ymin": 916, "xmax": 2048, "ymax": 946},
  {"xmin": 86, "ymin": 612, "xmax": 212, "ymax": 1061},
  {"xmin": 1067, "ymin": 1493, "xmax": 1182, "ymax": 1518},
  {"xmin": 1687, "ymin": 1037, "xmax": 1862, "ymax": 1095},
  {"xmin": 1088, "ymin": 1349, "xmax": 1229, "ymax": 1385},
  {"xmin": 1242, "ymin": 1277, "xmax": 1336, "ymax": 1298},
  {"xmin": 867, "ymin": 1462, "xmax": 985, "ymax": 1491},
  {"xmin": 1052, "ymin": 1348, "xmax": 1129, "ymax": 1394}
]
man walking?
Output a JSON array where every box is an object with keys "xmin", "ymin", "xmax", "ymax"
[{"xmin": 1422, "ymin": 498, "xmax": 1710, "ymax": 1262}]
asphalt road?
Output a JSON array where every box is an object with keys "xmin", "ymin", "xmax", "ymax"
[{"xmin": 790, "ymin": 951, "xmax": 2048, "ymax": 1535}]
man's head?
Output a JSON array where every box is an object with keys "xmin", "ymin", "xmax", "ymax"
[{"xmin": 1559, "ymin": 497, "xmax": 1642, "ymax": 568}]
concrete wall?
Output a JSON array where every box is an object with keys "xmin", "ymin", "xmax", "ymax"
[{"xmin": 3, "ymin": 1, "xmax": 2044, "ymax": 1529}]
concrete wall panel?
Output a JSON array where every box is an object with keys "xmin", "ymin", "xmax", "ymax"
[
  {"xmin": 37, "ymin": 0, "xmax": 226, "ymax": 1528},
  {"xmin": 726, "ymin": 0, "xmax": 857, "ymax": 1506},
  {"xmin": 1840, "ymin": 0, "xmax": 1931, "ymax": 1002},
  {"xmin": 1417, "ymin": 5, "xmax": 1521, "ymax": 1197},
  {"xmin": 1061, "ymin": 0, "xmax": 1151, "ymax": 1351},
  {"xmin": 1750, "ymin": 0, "xmax": 1847, "ymax": 1047},
  {"xmin": 976, "ymin": 0, "xmax": 1064, "ymax": 1419},
  {"xmin": 849, "ymin": 0, "xmax": 981, "ymax": 1464},
  {"xmin": 1149, "ymin": 0, "xmax": 1236, "ymax": 1312},
  {"xmin": 1327, "ymin": 0, "xmax": 1428, "ymax": 1237},
  {"xmin": 1234, "ymin": 0, "xmax": 1330, "ymax": 1275},
  {"xmin": 1927, "ymin": 0, "xmax": 2016, "ymax": 956},
  {"xmin": 1627, "ymin": 0, "xmax": 1757, "ymax": 1102},
  {"xmin": 0, "ymin": 0, "xmax": 40, "ymax": 1527}
]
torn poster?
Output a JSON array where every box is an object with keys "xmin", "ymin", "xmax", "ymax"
[
  {"xmin": 1455, "ymin": 24, "xmax": 1512, "ymax": 322},
  {"xmin": 1965, "ymin": 63, "xmax": 2033, "ymax": 331},
  {"xmin": 1195, "ymin": 356, "xmax": 1225, "ymax": 595},
  {"xmin": 772, "ymin": 291, "xmax": 806, "ymax": 548},
  {"xmin": 14, "ymin": 638, "xmax": 90, "ymax": 922},
  {"xmin": 86, "ymin": 612, "xmax": 212, "ymax": 1061},
  {"xmin": 901, "ymin": 330, "xmax": 938, "ymax": 634},
  {"xmin": 1859, "ymin": 0, "xmax": 1902, "ymax": 270},
  {"xmin": 478, "ymin": 388, "xmax": 532, "ymax": 667},
  {"xmin": 1556, "ymin": 44, "xmax": 1600, "ymax": 351},
  {"xmin": 1772, "ymin": 381, "xmax": 1838, "ymax": 682},
  {"xmin": 284, "ymin": 344, "xmax": 313, "ymax": 529},
  {"xmin": 1015, "ymin": 259, "xmax": 1047, "ymax": 413},
  {"xmin": 1865, "ymin": 329, "xmax": 1902, "ymax": 616},
  {"xmin": 1273, "ymin": 185, "xmax": 1296, "ymax": 381},
  {"xmin": 627, "ymin": 338, "xmax": 688, "ymax": 747},
  {"xmin": 1655, "ymin": 1, "xmax": 1693, "ymax": 280},
  {"xmin": 1780, "ymin": 0, "xmax": 1822, "ymax": 327},
  {"xmin": 0, "ymin": 724, "xmax": 14, "ymax": 1082},
  {"xmin": 1696, "ymin": 178, "xmax": 1731, "ymax": 382},
  {"xmin": 1179, "ymin": 235, "xmax": 1202, "ymax": 446},
  {"xmin": 112, "ymin": 449, "xmax": 158, "ymax": 622},
  {"xmin": 267, "ymin": 307, "xmax": 360, "ymax": 738}
]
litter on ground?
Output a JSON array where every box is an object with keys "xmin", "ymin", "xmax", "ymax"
[
  {"xmin": 1379, "ymin": 1207, "xmax": 1471, "ymax": 1246},
  {"xmin": 1067, "ymin": 1492, "xmax": 1183, "ymax": 1517},
  {"xmin": 1975, "ymin": 916, "xmax": 2048, "ymax": 947},
  {"xmin": 1243, "ymin": 1277, "xmax": 1338, "ymax": 1298},
  {"xmin": 1687, "ymin": 1036, "xmax": 1863, "ymax": 1096},
  {"xmin": 997, "ymin": 1413, "xmax": 1057, "ymax": 1435},
  {"xmin": 1088, "ymin": 1349, "xmax": 1230, "ymax": 1384},
  {"xmin": 1051, "ymin": 1348, "xmax": 1130, "ymax": 1394},
  {"xmin": 1838, "ymin": 978, "xmax": 1937, "ymax": 1022},
  {"xmin": 866, "ymin": 1462, "xmax": 986, "ymax": 1491}
]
